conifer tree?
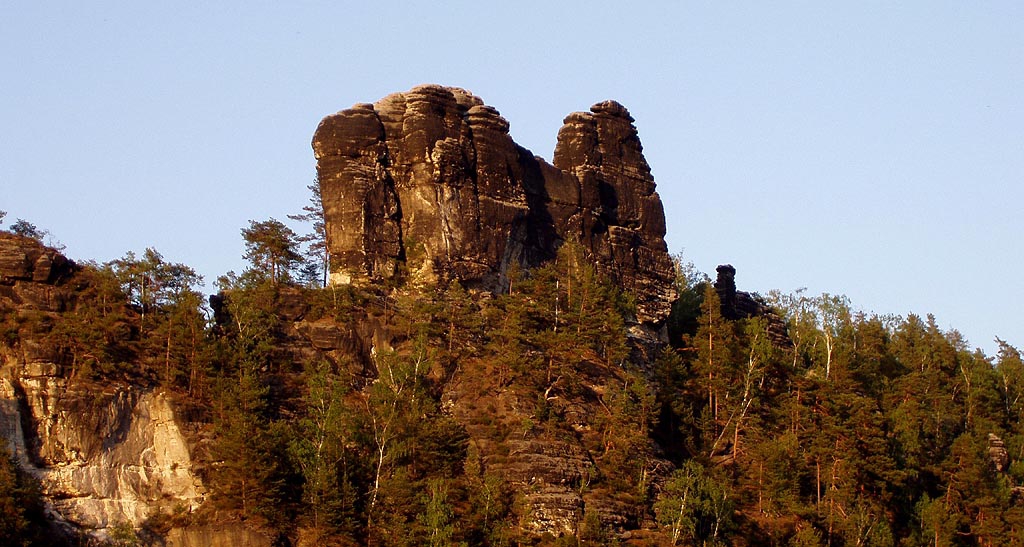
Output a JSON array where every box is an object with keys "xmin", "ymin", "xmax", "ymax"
[
  {"xmin": 289, "ymin": 180, "xmax": 329, "ymax": 287},
  {"xmin": 8, "ymin": 219, "xmax": 44, "ymax": 241},
  {"xmin": 241, "ymin": 218, "xmax": 304, "ymax": 284}
]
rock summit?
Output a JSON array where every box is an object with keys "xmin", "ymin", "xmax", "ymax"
[{"xmin": 312, "ymin": 85, "xmax": 675, "ymax": 324}]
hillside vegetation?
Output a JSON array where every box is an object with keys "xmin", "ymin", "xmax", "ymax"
[{"xmin": 1, "ymin": 216, "xmax": 1023, "ymax": 546}]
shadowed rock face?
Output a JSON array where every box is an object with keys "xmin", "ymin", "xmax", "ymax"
[{"xmin": 312, "ymin": 85, "xmax": 675, "ymax": 325}]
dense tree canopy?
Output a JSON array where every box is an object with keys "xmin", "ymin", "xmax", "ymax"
[{"xmin": 3, "ymin": 229, "xmax": 1024, "ymax": 546}]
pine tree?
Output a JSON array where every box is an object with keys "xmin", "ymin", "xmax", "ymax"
[
  {"xmin": 689, "ymin": 283, "xmax": 741, "ymax": 459},
  {"xmin": 241, "ymin": 218, "xmax": 304, "ymax": 284},
  {"xmin": 289, "ymin": 179, "xmax": 329, "ymax": 287}
]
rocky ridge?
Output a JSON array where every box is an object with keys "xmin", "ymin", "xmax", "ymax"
[{"xmin": 312, "ymin": 85, "xmax": 676, "ymax": 326}]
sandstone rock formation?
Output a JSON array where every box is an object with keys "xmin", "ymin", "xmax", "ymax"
[
  {"xmin": 0, "ymin": 233, "xmax": 205, "ymax": 537},
  {"xmin": 312, "ymin": 85, "xmax": 676, "ymax": 325},
  {"xmin": 714, "ymin": 264, "xmax": 791, "ymax": 346},
  {"xmin": 989, "ymin": 433, "xmax": 1010, "ymax": 473},
  {"xmin": 0, "ymin": 232, "xmax": 74, "ymax": 311}
]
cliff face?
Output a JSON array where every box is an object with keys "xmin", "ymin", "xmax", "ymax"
[
  {"xmin": 312, "ymin": 85, "xmax": 675, "ymax": 325},
  {"xmin": 0, "ymin": 233, "xmax": 205, "ymax": 537}
]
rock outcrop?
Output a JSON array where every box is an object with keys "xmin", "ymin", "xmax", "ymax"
[
  {"xmin": 714, "ymin": 264, "xmax": 791, "ymax": 346},
  {"xmin": 312, "ymin": 85, "xmax": 675, "ymax": 325},
  {"xmin": 989, "ymin": 433, "xmax": 1010, "ymax": 473},
  {"xmin": 0, "ymin": 382, "xmax": 204, "ymax": 530},
  {"xmin": 0, "ymin": 233, "xmax": 204, "ymax": 536},
  {"xmin": 0, "ymin": 232, "xmax": 75, "ymax": 311}
]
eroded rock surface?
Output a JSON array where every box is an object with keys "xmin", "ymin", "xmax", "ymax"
[
  {"xmin": 714, "ymin": 264, "xmax": 791, "ymax": 347},
  {"xmin": 312, "ymin": 85, "xmax": 675, "ymax": 325},
  {"xmin": 165, "ymin": 524, "xmax": 272, "ymax": 547},
  {"xmin": 0, "ymin": 233, "xmax": 203, "ymax": 535}
]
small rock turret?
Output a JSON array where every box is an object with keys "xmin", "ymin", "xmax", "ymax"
[{"xmin": 714, "ymin": 264, "xmax": 791, "ymax": 346}]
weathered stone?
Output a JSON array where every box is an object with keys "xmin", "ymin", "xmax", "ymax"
[
  {"xmin": 275, "ymin": 286, "xmax": 309, "ymax": 322},
  {"xmin": 312, "ymin": 85, "xmax": 676, "ymax": 325},
  {"xmin": 0, "ymin": 233, "xmax": 75, "ymax": 284},
  {"xmin": 0, "ymin": 375, "xmax": 203, "ymax": 533},
  {"xmin": 295, "ymin": 319, "xmax": 346, "ymax": 350},
  {"xmin": 715, "ymin": 264, "xmax": 791, "ymax": 347},
  {"xmin": 499, "ymin": 438, "xmax": 591, "ymax": 536},
  {"xmin": 0, "ymin": 239, "xmax": 34, "ymax": 279},
  {"xmin": 165, "ymin": 524, "xmax": 272, "ymax": 547},
  {"xmin": 0, "ymin": 236, "xmax": 203, "ymax": 538},
  {"xmin": 12, "ymin": 280, "xmax": 58, "ymax": 311},
  {"xmin": 989, "ymin": 433, "xmax": 1010, "ymax": 472}
]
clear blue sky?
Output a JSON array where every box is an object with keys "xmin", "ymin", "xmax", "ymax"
[{"xmin": 2, "ymin": 2, "xmax": 1021, "ymax": 355}]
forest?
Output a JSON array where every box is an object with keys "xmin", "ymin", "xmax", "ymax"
[{"xmin": 2, "ymin": 207, "xmax": 1024, "ymax": 547}]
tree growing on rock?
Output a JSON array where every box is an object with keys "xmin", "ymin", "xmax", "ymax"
[
  {"xmin": 288, "ymin": 179, "xmax": 329, "ymax": 287},
  {"xmin": 108, "ymin": 248, "xmax": 202, "ymax": 329},
  {"xmin": 8, "ymin": 219, "xmax": 44, "ymax": 241},
  {"xmin": 241, "ymin": 218, "xmax": 304, "ymax": 284}
]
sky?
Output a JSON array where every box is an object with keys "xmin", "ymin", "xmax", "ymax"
[{"xmin": 1, "ymin": 2, "xmax": 1021, "ymax": 355}]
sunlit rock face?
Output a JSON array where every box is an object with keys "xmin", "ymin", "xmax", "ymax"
[
  {"xmin": 312, "ymin": 85, "xmax": 676, "ymax": 325},
  {"xmin": 0, "ymin": 232, "xmax": 203, "ymax": 535},
  {"xmin": 0, "ymin": 383, "xmax": 203, "ymax": 530}
]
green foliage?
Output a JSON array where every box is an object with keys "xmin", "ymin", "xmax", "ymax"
[
  {"xmin": 8, "ymin": 219, "xmax": 44, "ymax": 241},
  {"xmin": 487, "ymin": 241, "xmax": 631, "ymax": 399},
  {"xmin": 204, "ymin": 273, "xmax": 305, "ymax": 534},
  {"xmin": 108, "ymin": 248, "xmax": 207, "ymax": 388},
  {"xmin": 108, "ymin": 248, "xmax": 202, "ymax": 316},
  {"xmin": 3, "ymin": 250, "xmax": 210, "ymax": 387},
  {"xmin": 47, "ymin": 265, "xmax": 138, "ymax": 380},
  {"xmin": 241, "ymin": 218, "xmax": 304, "ymax": 284},
  {"xmin": 9, "ymin": 220, "xmax": 1024, "ymax": 547},
  {"xmin": 288, "ymin": 179, "xmax": 329, "ymax": 287},
  {"xmin": 654, "ymin": 461, "xmax": 734, "ymax": 546},
  {"xmin": 648, "ymin": 283, "xmax": 1024, "ymax": 546},
  {"xmin": 667, "ymin": 253, "xmax": 710, "ymax": 347},
  {"xmin": 418, "ymin": 478, "xmax": 465, "ymax": 547},
  {"xmin": 788, "ymin": 526, "xmax": 824, "ymax": 547},
  {"xmin": 105, "ymin": 521, "xmax": 140, "ymax": 547},
  {"xmin": 0, "ymin": 444, "xmax": 54, "ymax": 546},
  {"xmin": 290, "ymin": 360, "xmax": 367, "ymax": 542}
]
